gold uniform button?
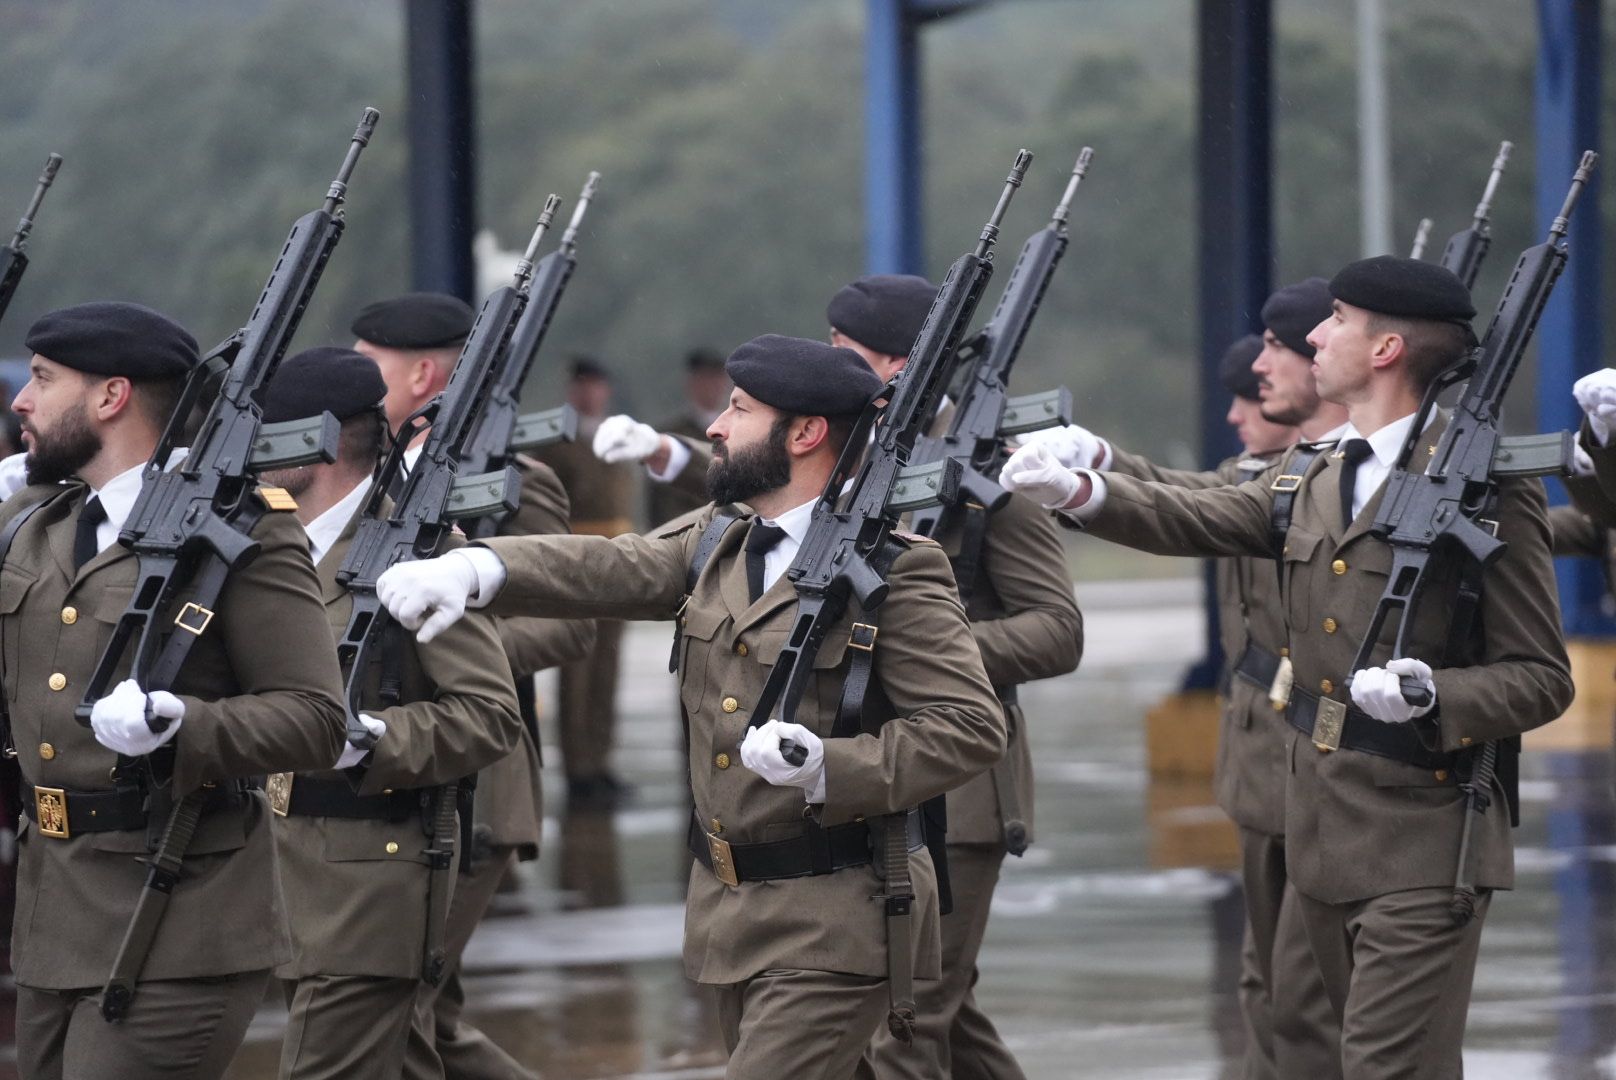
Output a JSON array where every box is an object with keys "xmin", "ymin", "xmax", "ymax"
[
  {"xmin": 721, "ymin": 696, "xmax": 739, "ymax": 714},
  {"xmin": 60, "ymin": 606, "xmax": 78, "ymax": 625},
  {"xmin": 1322, "ymin": 618, "xmax": 1338, "ymax": 634},
  {"xmin": 385, "ymin": 842, "xmax": 399, "ymax": 854},
  {"xmin": 710, "ymin": 817, "xmax": 723, "ymax": 835},
  {"xmin": 47, "ymin": 673, "xmax": 66, "ymax": 692},
  {"xmin": 1460, "ymin": 737, "xmax": 1472, "ymax": 747},
  {"xmin": 714, "ymin": 753, "xmax": 731, "ymax": 769},
  {"xmin": 1279, "ymin": 647, "xmax": 1290, "ymax": 658},
  {"xmin": 1319, "ymin": 678, "xmax": 1334, "ymax": 694},
  {"xmin": 1434, "ymin": 770, "xmax": 1448, "ymax": 782},
  {"xmin": 735, "ymin": 642, "xmax": 749, "ymax": 657},
  {"xmin": 1331, "ymin": 560, "xmax": 1347, "ymax": 576},
  {"xmin": 38, "ymin": 743, "xmax": 54, "ymax": 761}
]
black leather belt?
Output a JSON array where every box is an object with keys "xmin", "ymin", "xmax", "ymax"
[
  {"xmin": 1286, "ymin": 686, "xmax": 1453, "ymax": 770},
  {"xmin": 283, "ymin": 776, "xmax": 422, "ymax": 822},
  {"xmin": 23, "ymin": 782, "xmax": 248, "ymax": 837},
  {"xmin": 688, "ymin": 808, "xmax": 923, "ymax": 885},
  {"xmin": 1233, "ymin": 642, "xmax": 1283, "ymax": 690}
]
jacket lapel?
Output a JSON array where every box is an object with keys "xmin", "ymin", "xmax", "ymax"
[{"xmin": 733, "ymin": 571, "xmax": 801, "ymax": 638}]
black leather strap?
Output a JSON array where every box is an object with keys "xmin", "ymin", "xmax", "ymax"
[
  {"xmin": 1269, "ymin": 442, "xmax": 1330, "ymax": 572},
  {"xmin": 22, "ymin": 781, "xmax": 248, "ymax": 834},
  {"xmin": 687, "ymin": 808, "xmax": 922, "ymax": 883},
  {"xmin": 1232, "ymin": 642, "xmax": 1283, "ymax": 691},
  {"xmin": 1286, "ymin": 687, "xmax": 1453, "ymax": 770},
  {"xmin": 283, "ymin": 776, "xmax": 422, "ymax": 822},
  {"xmin": 670, "ymin": 509, "xmax": 742, "ymax": 673}
]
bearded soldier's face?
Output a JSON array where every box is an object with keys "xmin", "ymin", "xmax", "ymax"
[
  {"xmin": 705, "ymin": 388, "xmax": 793, "ymax": 505},
  {"xmin": 13, "ymin": 355, "xmax": 104, "ymax": 486}
]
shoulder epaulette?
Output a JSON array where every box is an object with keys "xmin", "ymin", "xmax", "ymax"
[
  {"xmin": 890, "ymin": 529, "xmax": 937, "ymax": 546},
  {"xmin": 254, "ymin": 485, "xmax": 298, "ymax": 512}
]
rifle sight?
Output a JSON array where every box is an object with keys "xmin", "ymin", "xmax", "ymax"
[
  {"xmin": 976, "ymin": 149, "xmax": 1033, "ymax": 259},
  {"xmin": 560, "ymin": 172, "xmax": 600, "ymax": 252},
  {"xmin": 514, "ymin": 195, "xmax": 562, "ymax": 291},
  {"xmin": 323, "ymin": 107, "xmax": 382, "ymax": 215},
  {"xmin": 1051, "ymin": 147, "xmax": 1094, "ymax": 227},
  {"xmin": 1550, "ymin": 151, "xmax": 1599, "ymax": 242},
  {"xmin": 11, "ymin": 153, "xmax": 62, "ymax": 250}
]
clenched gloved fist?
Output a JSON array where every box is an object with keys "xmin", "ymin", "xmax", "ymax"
[
  {"xmin": 1349, "ymin": 657, "xmax": 1436, "ymax": 724},
  {"xmin": 1015, "ymin": 423, "xmax": 1108, "ymax": 470},
  {"xmin": 0, "ymin": 453, "xmax": 29, "ymax": 500},
  {"xmin": 376, "ymin": 552, "xmax": 479, "ymax": 644},
  {"xmin": 739, "ymin": 719, "xmax": 826, "ymax": 803},
  {"xmin": 1573, "ymin": 369, "xmax": 1616, "ymax": 447},
  {"xmin": 1000, "ymin": 442, "xmax": 1084, "ymax": 510},
  {"xmin": 336, "ymin": 714, "xmax": 388, "ymax": 769},
  {"xmin": 592, "ymin": 415, "xmax": 664, "ymax": 464},
  {"xmin": 90, "ymin": 678, "xmax": 184, "ymax": 757}
]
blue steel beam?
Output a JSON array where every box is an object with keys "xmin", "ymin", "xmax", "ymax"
[
  {"xmin": 405, "ymin": 0, "xmax": 477, "ymax": 301},
  {"xmin": 1186, "ymin": 0, "xmax": 1273, "ymax": 690},
  {"xmin": 1535, "ymin": 0, "xmax": 1608, "ymax": 637}
]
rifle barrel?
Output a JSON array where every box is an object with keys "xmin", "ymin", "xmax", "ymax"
[
  {"xmin": 560, "ymin": 171, "xmax": 600, "ymax": 253},
  {"xmin": 1050, "ymin": 147, "xmax": 1093, "ymax": 227},
  {"xmin": 1470, "ymin": 140, "xmax": 1512, "ymax": 228},
  {"xmin": 323, "ymin": 107, "xmax": 382, "ymax": 215},
  {"xmin": 1409, "ymin": 218, "xmax": 1433, "ymax": 260},
  {"xmin": 10, "ymin": 153, "xmax": 62, "ymax": 249},
  {"xmin": 1550, "ymin": 150, "xmax": 1599, "ymax": 241},
  {"xmin": 513, "ymin": 195, "xmax": 562, "ymax": 290},
  {"xmin": 975, "ymin": 149, "xmax": 1033, "ymax": 259}
]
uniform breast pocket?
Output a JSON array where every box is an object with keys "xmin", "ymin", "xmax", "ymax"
[
  {"xmin": 753, "ymin": 628, "xmax": 853, "ymax": 723},
  {"xmin": 0, "ymin": 566, "xmax": 36, "ymax": 694},
  {"xmin": 677, "ymin": 607, "xmax": 728, "ymax": 711},
  {"xmin": 1281, "ymin": 529, "xmax": 1322, "ymax": 629}
]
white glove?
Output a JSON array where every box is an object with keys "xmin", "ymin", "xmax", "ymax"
[
  {"xmin": 1349, "ymin": 657, "xmax": 1436, "ymax": 724},
  {"xmin": 1000, "ymin": 442, "xmax": 1084, "ymax": 510},
  {"xmin": 335, "ymin": 714, "xmax": 387, "ymax": 769},
  {"xmin": 1015, "ymin": 423, "xmax": 1108, "ymax": 470},
  {"xmin": 89, "ymin": 678, "xmax": 184, "ymax": 757},
  {"xmin": 739, "ymin": 719, "xmax": 827, "ymax": 803},
  {"xmin": 0, "ymin": 452, "xmax": 29, "ymax": 500},
  {"xmin": 592, "ymin": 414, "xmax": 663, "ymax": 464},
  {"xmin": 1573, "ymin": 369, "xmax": 1616, "ymax": 446},
  {"xmin": 376, "ymin": 552, "xmax": 479, "ymax": 644}
]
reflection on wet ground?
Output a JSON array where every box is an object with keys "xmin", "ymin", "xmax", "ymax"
[{"xmin": 6, "ymin": 591, "xmax": 1616, "ymax": 1078}]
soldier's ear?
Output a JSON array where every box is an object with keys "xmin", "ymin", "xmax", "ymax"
[
  {"xmin": 88, "ymin": 375, "xmax": 137, "ymax": 422},
  {"xmin": 790, "ymin": 415, "xmax": 831, "ymax": 457}
]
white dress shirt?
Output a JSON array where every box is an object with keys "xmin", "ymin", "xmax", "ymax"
[
  {"xmin": 82, "ymin": 447, "xmax": 192, "ymax": 556},
  {"xmin": 751, "ymin": 497, "xmax": 815, "ymax": 596},
  {"xmin": 1336, "ymin": 411, "xmax": 1432, "ymax": 521},
  {"xmin": 304, "ymin": 477, "xmax": 374, "ymax": 567}
]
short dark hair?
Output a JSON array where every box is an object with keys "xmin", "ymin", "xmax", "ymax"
[
  {"xmin": 338, "ymin": 407, "xmax": 388, "ymax": 472},
  {"xmin": 121, "ymin": 375, "xmax": 183, "ymax": 432},
  {"xmin": 1365, "ymin": 313, "xmax": 1472, "ymax": 392}
]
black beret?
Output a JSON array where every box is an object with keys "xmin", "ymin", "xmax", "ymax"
[
  {"xmin": 24, "ymin": 301, "xmax": 199, "ymax": 379},
  {"xmin": 1219, "ymin": 334, "xmax": 1265, "ymax": 401},
  {"xmin": 1260, "ymin": 277, "xmax": 1332, "ymax": 358},
  {"xmin": 262, "ymin": 346, "xmax": 386, "ymax": 425},
  {"xmin": 826, "ymin": 274, "xmax": 938, "ymax": 357},
  {"xmin": 1329, "ymin": 256, "xmax": 1476, "ymax": 326},
  {"xmin": 350, "ymin": 292, "xmax": 474, "ymax": 349},
  {"xmin": 726, "ymin": 335, "xmax": 882, "ymax": 418},
  {"xmin": 570, "ymin": 355, "xmax": 610, "ymax": 380},
  {"xmin": 685, "ymin": 346, "xmax": 727, "ymax": 372}
]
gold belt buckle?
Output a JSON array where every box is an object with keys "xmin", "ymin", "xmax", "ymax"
[
  {"xmin": 1312, "ymin": 697, "xmax": 1347, "ymax": 753},
  {"xmin": 34, "ymin": 786, "xmax": 69, "ymax": 838},
  {"xmin": 707, "ymin": 832, "xmax": 739, "ymax": 887},
  {"xmin": 266, "ymin": 773, "xmax": 294, "ymax": 817},
  {"xmin": 174, "ymin": 602, "xmax": 215, "ymax": 637}
]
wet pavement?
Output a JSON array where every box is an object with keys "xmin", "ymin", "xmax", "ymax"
[{"xmin": 9, "ymin": 581, "xmax": 1616, "ymax": 1078}]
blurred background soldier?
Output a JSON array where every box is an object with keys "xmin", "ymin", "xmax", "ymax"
[{"xmin": 647, "ymin": 346, "xmax": 729, "ymax": 528}]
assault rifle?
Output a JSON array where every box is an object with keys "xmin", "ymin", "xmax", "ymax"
[
  {"xmin": 458, "ymin": 172, "xmax": 600, "ymax": 540},
  {"xmin": 0, "ymin": 153, "xmax": 61, "ymax": 327},
  {"xmin": 1351, "ymin": 151, "xmax": 1597, "ymax": 925},
  {"xmin": 335, "ymin": 196, "xmax": 562, "ymax": 751},
  {"xmin": 1408, "ymin": 218, "xmax": 1433, "ymax": 260},
  {"xmin": 908, "ymin": 147, "xmax": 1091, "ymax": 543},
  {"xmin": 88, "ymin": 108, "xmax": 380, "ymax": 1023},
  {"xmin": 1439, "ymin": 141, "xmax": 1512, "ymax": 289}
]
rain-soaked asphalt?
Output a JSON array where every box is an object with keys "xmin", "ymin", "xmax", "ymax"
[{"xmin": 9, "ymin": 580, "xmax": 1616, "ymax": 1079}]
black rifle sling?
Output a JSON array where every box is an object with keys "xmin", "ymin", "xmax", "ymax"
[
  {"xmin": 1268, "ymin": 442, "xmax": 1330, "ymax": 592},
  {"xmin": 669, "ymin": 509, "xmax": 742, "ymax": 674},
  {"xmin": 947, "ymin": 502, "xmax": 992, "ymax": 606}
]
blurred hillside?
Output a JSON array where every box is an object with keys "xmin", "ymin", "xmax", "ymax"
[{"xmin": 0, "ymin": 0, "xmax": 1609, "ymax": 471}]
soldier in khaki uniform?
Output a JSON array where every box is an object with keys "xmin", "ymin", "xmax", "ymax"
[
  {"xmin": 1, "ymin": 302, "xmax": 347, "ymax": 1079},
  {"xmin": 348, "ymin": 293, "xmax": 590, "ymax": 1080},
  {"xmin": 256, "ymin": 347, "xmax": 523, "ymax": 1080},
  {"xmin": 375, "ymin": 335, "xmax": 1007, "ymax": 1080},
  {"xmin": 532, "ymin": 357, "xmax": 637, "ymax": 806},
  {"xmin": 646, "ymin": 347, "xmax": 729, "ymax": 527},
  {"xmin": 1003, "ymin": 257, "xmax": 1573, "ymax": 1079}
]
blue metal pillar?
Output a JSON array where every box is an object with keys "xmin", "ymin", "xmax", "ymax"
[
  {"xmin": 406, "ymin": 0, "xmax": 476, "ymax": 301},
  {"xmin": 864, "ymin": 0, "xmax": 924, "ymax": 274},
  {"xmin": 1188, "ymin": 0, "xmax": 1273, "ymax": 689},
  {"xmin": 1536, "ymin": 0, "xmax": 1608, "ymax": 636}
]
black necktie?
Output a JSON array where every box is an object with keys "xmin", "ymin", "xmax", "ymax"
[
  {"xmin": 744, "ymin": 522, "xmax": 787, "ymax": 603},
  {"xmin": 74, "ymin": 495, "xmax": 107, "ymax": 571},
  {"xmin": 1337, "ymin": 439, "xmax": 1373, "ymax": 526}
]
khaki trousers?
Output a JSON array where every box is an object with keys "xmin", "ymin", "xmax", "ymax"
[
  {"xmin": 16, "ymin": 970, "xmax": 268, "ymax": 1080},
  {"xmin": 279, "ymin": 974, "xmax": 423, "ymax": 1080},
  {"xmin": 557, "ymin": 618, "xmax": 624, "ymax": 780},
  {"xmin": 863, "ymin": 842, "xmax": 1025, "ymax": 1079},
  {"xmin": 1296, "ymin": 886, "xmax": 1491, "ymax": 1080},
  {"xmin": 714, "ymin": 968, "xmax": 887, "ymax": 1080},
  {"xmin": 1237, "ymin": 827, "xmax": 1341, "ymax": 1080},
  {"xmin": 402, "ymin": 845, "xmax": 536, "ymax": 1080}
]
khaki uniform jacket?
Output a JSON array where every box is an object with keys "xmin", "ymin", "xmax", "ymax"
[
  {"xmin": 0, "ymin": 484, "xmax": 346, "ymax": 989},
  {"xmin": 1109, "ymin": 447, "xmax": 1290, "ymax": 836},
  {"xmin": 532, "ymin": 436, "xmax": 636, "ymax": 535},
  {"xmin": 649, "ymin": 414, "xmax": 714, "ymax": 527},
  {"xmin": 274, "ymin": 499, "xmax": 522, "ymax": 980},
  {"xmin": 481, "ymin": 456, "xmax": 590, "ymax": 856},
  {"xmin": 476, "ymin": 507, "xmax": 1006, "ymax": 984},
  {"xmin": 1082, "ymin": 414, "xmax": 1573, "ymax": 903},
  {"xmin": 929, "ymin": 487, "xmax": 1081, "ymax": 846}
]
